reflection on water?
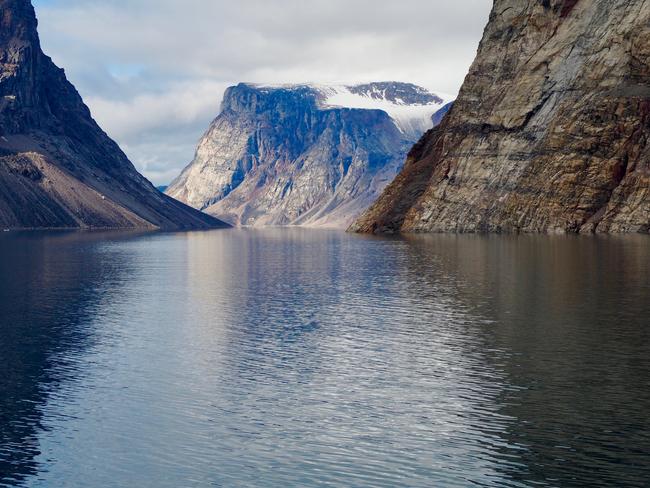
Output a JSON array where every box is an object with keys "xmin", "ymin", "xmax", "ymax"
[
  {"xmin": 404, "ymin": 235, "xmax": 650, "ymax": 487},
  {"xmin": 0, "ymin": 231, "xmax": 144, "ymax": 486},
  {"xmin": 0, "ymin": 230, "xmax": 649, "ymax": 487}
]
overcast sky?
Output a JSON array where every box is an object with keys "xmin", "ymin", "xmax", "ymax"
[{"xmin": 32, "ymin": 0, "xmax": 492, "ymax": 185}]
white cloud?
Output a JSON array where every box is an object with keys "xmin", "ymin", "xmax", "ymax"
[
  {"xmin": 33, "ymin": 0, "xmax": 492, "ymax": 185},
  {"xmin": 85, "ymin": 80, "xmax": 226, "ymax": 142}
]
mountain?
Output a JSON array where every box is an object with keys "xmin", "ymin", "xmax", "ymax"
[
  {"xmin": 0, "ymin": 0, "xmax": 228, "ymax": 230},
  {"xmin": 166, "ymin": 82, "xmax": 452, "ymax": 228},
  {"xmin": 351, "ymin": 0, "xmax": 650, "ymax": 235}
]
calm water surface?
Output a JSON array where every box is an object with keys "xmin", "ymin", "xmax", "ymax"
[{"xmin": 0, "ymin": 229, "xmax": 649, "ymax": 487}]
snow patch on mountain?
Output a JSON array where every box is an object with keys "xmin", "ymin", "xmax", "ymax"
[
  {"xmin": 316, "ymin": 84, "xmax": 454, "ymax": 140},
  {"xmin": 250, "ymin": 82, "xmax": 454, "ymax": 140}
]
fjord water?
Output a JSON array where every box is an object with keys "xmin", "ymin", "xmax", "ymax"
[{"xmin": 1, "ymin": 230, "xmax": 649, "ymax": 487}]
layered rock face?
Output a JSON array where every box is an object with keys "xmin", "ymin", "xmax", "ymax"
[
  {"xmin": 0, "ymin": 0, "xmax": 228, "ymax": 230},
  {"xmin": 351, "ymin": 0, "xmax": 650, "ymax": 234},
  {"xmin": 166, "ymin": 82, "xmax": 451, "ymax": 227}
]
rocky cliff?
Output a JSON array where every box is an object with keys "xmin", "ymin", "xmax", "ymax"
[
  {"xmin": 0, "ymin": 0, "xmax": 228, "ymax": 230},
  {"xmin": 166, "ymin": 82, "xmax": 451, "ymax": 227},
  {"xmin": 351, "ymin": 0, "xmax": 650, "ymax": 234}
]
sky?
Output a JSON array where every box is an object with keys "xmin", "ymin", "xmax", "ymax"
[{"xmin": 32, "ymin": 0, "xmax": 493, "ymax": 185}]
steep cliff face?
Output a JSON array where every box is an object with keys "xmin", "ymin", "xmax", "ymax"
[
  {"xmin": 166, "ymin": 82, "xmax": 451, "ymax": 227},
  {"xmin": 0, "ymin": 0, "xmax": 228, "ymax": 230},
  {"xmin": 351, "ymin": 0, "xmax": 650, "ymax": 234}
]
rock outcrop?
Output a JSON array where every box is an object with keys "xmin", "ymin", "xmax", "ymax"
[
  {"xmin": 166, "ymin": 82, "xmax": 451, "ymax": 228},
  {"xmin": 0, "ymin": 0, "xmax": 228, "ymax": 230},
  {"xmin": 350, "ymin": 0, "xmax": 650, "ymax": 234}
]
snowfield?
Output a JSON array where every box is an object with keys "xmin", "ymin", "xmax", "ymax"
[
  {"xmin": 251, "ymin": 82, "xmax": 454, "ymax": 140},
  {"xmin": 316, "ymin": 85, "xmax": 454, "ymax": 139}
]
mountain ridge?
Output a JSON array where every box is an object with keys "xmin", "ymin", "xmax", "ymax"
[
  {"xmin": 0, "ymin": 0, "xmax": 229, "ymax": 230},
  {"xmin": 166, "ymin": 82, "xmax": 451, "ymax": 228},
  {"xmin": 245, "ymin": 81, "xmax": 453, "ymax": 140}
]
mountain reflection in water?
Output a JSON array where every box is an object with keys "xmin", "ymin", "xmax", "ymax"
[{"xmin": 0, "ymin": 230, "xmax": 648, "ymax": 487}]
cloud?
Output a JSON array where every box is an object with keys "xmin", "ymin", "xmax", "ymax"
[
  {"xmin": 86, "ymin": 79, "xmax": 228, "ymax": 184},
  {"xmin": 32, "ymin": 0, "xmax": 492, "ymax": 185}
]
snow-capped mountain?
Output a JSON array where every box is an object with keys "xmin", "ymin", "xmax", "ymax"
[
  {"xmin": 166, "ymin": 82, "xmax": 453, "ymax": 228},
  {"xmin": 251, "ymin": 82, "xmax": 453, "ymax": 140},
  {"xmin": 315, "ymin": 82, "xmax": 453, "ymax": 140}
]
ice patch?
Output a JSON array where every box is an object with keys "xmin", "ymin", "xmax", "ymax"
[{"xmin": 315, "ymin": 85, "xmax": 454, "ymax": 140}]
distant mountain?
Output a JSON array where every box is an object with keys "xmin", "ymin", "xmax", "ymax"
[
  {"xmin": 0, "ymin": 0, "xmax": 228, "ymax": 230},
  {"xmin": 350, "ymin": 0, "xmax": 650, "ymax": 235},
  {"xmin": 315, "ymin": 82, "xmax": 448, "ymax": 140},
  {"xmin": 166, "ymin": 82, "xmax": 452, "ymax": 228}
]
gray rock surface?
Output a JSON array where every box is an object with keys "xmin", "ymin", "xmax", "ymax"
[{"xmin": 167, "ymin": 82, "xmax": 451, "ymax": 228}]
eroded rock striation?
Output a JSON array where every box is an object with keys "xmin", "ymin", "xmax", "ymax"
[
  {"xmin": 350, "ymin": 0, "xmax": 650, "ymax": 234},
  {"xmin": 0, "ymin": 0, "xmax": 228, "ymax": 230},
  {"xmin": 166, "ymin": 82, "xmax": 451, "ymax": 227}
]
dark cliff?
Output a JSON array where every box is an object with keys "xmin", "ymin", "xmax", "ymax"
[
  {"xmin": 351, "ymin": 0, "xmax": 650, "ymax": 234},
  {"xmin": 0, "ymin": 0, "xmax": 228, "ymax": 230}
]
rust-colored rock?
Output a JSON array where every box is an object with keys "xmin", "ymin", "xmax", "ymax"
[{"xmin": 350, "ymin": 0, "xmax": 650, "ymax": 234}]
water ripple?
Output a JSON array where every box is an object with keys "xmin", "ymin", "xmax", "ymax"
[{"xmin": 0, "ymin": 230, "xmax": 649, "ymax": 487}]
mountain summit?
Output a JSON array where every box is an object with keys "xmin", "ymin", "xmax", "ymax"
[
  {"xmin": 309, "ymin": 82, "xmax": 449, "ymax": 140},
  {"xmin": 0, "ymin": 0, "xmax": 228, "ymax": 230},
  {"xmin": 166, "ymin": 82, "xmax": 451, "ymax": 227}
]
